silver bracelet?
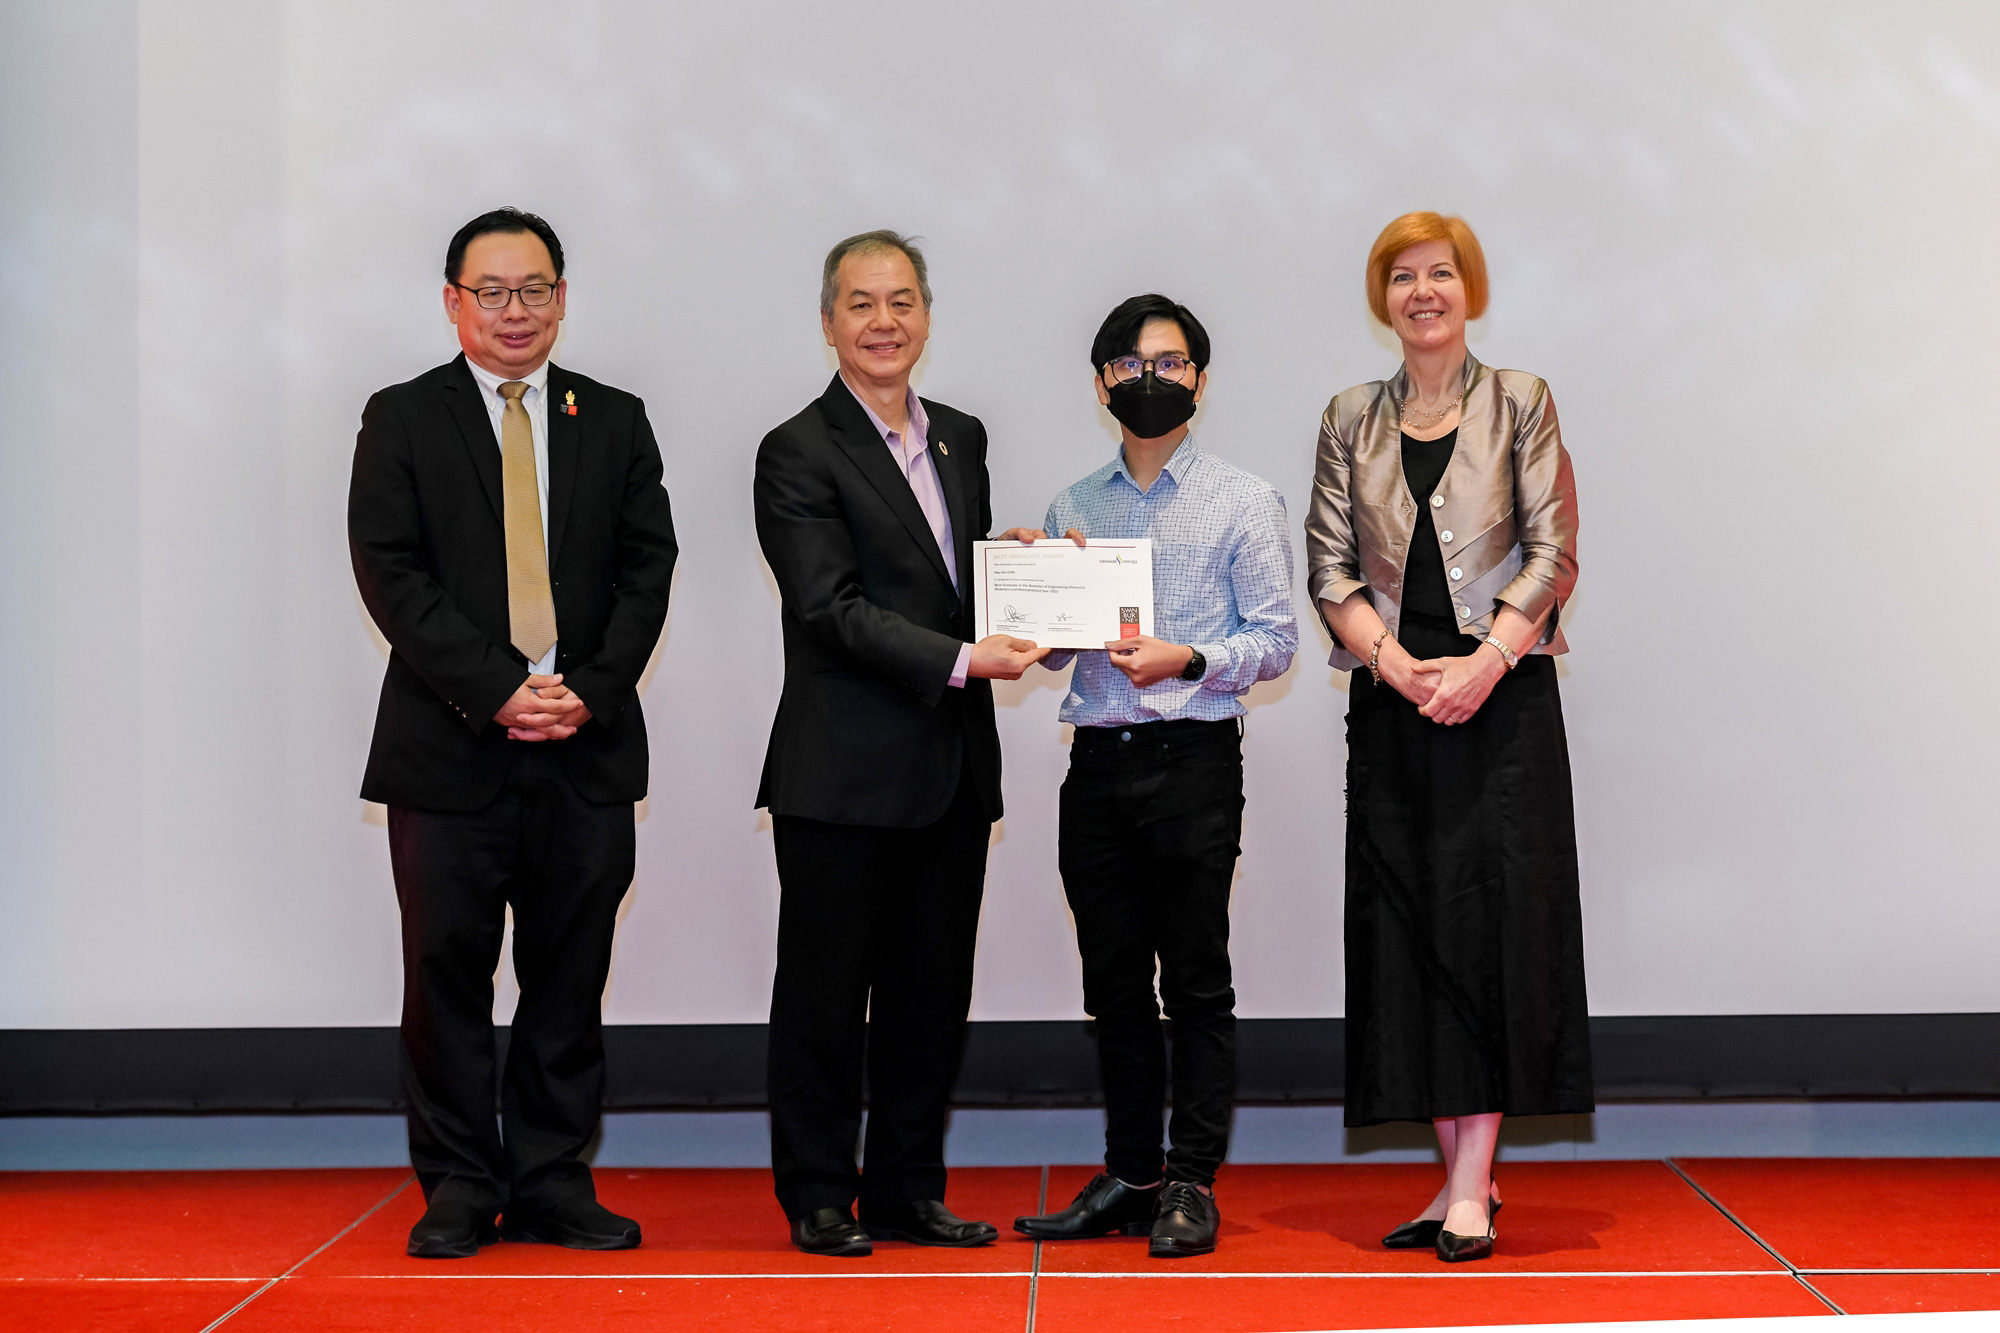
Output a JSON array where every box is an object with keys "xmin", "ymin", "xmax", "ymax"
[
  {"xmin": 1482, "ymin": 636, "xmax": 1519, "ymax": 671},
  {"xmin": 1368, "ymin": 629, "xmax": 1392, "ymax": 683}
]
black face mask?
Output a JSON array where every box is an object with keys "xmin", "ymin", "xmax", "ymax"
[{"xmin": 1104, "ymin": 372, "xmax": 1197, "ymax": 440}]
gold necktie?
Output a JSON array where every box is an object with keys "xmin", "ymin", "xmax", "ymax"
[{"xmin": 499, "ymin": 381, "xmax": 558, "ymax": 664}]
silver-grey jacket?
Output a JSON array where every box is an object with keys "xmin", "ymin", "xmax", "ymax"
[{"xmin": 1304, "ymin": 353, "xmax": 1577, "ymax": 671}]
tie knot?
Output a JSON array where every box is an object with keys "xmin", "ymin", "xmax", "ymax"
[{"xmin": 499, "ymin": 380, "xmax": 529, "ymax": 402}]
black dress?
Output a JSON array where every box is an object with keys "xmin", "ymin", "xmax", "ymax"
[{"xmin": 1341, "ymin": 429, "xmax": 1594, "ymax": 1127}]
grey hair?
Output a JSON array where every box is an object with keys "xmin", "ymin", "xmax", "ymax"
[{"xmin": 819, "ymin": 230, "xmax": 932, "ymax": 317}]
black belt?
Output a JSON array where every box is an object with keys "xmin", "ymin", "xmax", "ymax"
[{"xmin": 1071, "ymin": 717, "xmax": 1240, "ymax": 750}]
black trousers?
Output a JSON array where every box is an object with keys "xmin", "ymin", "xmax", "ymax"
[
  {"xmin": 1059, "ymin": 718, "xmax": 1243, "ymax": 1187},
  {"xmin": 767, "ymin": 771, "xmax": 990, "ymax": 1219},
  {"xmin": 387, "ymin": 744, "xmax": 635, "ymax": 1215}
]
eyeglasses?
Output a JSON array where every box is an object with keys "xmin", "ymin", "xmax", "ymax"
[
  {"xmin": 454, "ymin": 282, "xmax": 558, "ymax": 310},
  {"xmin": 1106, "ymin": 354, "xmax": 1195, "ymax": 385}
]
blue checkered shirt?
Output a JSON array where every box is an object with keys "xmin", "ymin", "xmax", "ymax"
[{"xmin": 1042, "ymin": 435, "xmax": 1297, "ymax": 726}]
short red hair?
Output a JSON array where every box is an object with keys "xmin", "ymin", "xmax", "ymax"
[{"xmin": 1365, "ymin": 212, "xmax": 1489, "ymax": 325}]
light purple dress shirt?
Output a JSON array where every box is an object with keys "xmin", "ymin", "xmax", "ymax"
[{"xmin": 843, "ymin": 376, "xmax": 974, "ymax": 689}]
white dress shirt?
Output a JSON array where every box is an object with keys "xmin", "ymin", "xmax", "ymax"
[{"xmin": 464, "ymin": 354, "xmax": 558, "ymax": 675}]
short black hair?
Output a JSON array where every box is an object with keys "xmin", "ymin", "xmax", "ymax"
[
  {"xmin": 444, "ymin": 207, "xmax": 565, "ymax": 285},
  {"xmin": 821, "ymin": 230, "xmax": 932, "ymax": 316},
  {"xmin": 1089, "ymin": 293, "xmax": 1211, "ymax": 372}
]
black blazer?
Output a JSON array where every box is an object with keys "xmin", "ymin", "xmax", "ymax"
[
  {"xmin": 754, "ymin": 375, "xmax": 1001, "ymax": 828},
  {"xmin": 349, "ymin": 354, "xmax": 678, "ymax": 811}
]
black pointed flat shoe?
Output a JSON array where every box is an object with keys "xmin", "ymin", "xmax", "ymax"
[
  {"xmin": 1435, "ymin": 1208, "xmax": 1496, "ymax": 1262},
  {"xmin": 1382, "ymin": 1218, "xmax": 1443, "ymax": 1248},
  {"xmin": 1384, "ymin": 1194, "xmax": 1500, "ymax": 1250}
]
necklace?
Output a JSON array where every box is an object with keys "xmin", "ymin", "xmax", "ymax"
[{"xmin": 1400, "ymin": 391, "xmax": 1462, "ymax": 430}]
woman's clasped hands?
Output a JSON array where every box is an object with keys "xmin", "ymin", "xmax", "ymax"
[{"xmin": 1373, "ymin": 638, "xmax": 1504, "ymax": 728}]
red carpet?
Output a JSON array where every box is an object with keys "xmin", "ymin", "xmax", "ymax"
[
  {"xmin": 1675, "ymin": 1158, "xmax": 2000, "ymax": 1271},
  {"xmin": 3, "ymin": 1159, "xmax": 1995, "ymax": 1330}
]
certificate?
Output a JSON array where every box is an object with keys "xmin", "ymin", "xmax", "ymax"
[{"xmin": 971, "ymin": 539, "xmax": 1153, "ymax": 649}]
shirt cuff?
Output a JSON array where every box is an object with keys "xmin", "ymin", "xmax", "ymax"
[{"xmin": 948, "ymin": 642, "xmax": 973, "ymax": 689}]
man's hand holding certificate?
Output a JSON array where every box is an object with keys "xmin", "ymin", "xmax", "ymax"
[{"xmin": 974, "ymin": 536, "xmax": 1155, "ymax": 650}]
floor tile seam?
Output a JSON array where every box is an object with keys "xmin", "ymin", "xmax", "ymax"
[
  {"xmin": 1664, "ymin": 1157, "xmax": 1846, "ymax": 1316},
  {"xmin": 1663, "ymin": 1156, "xmax": 1807, "ymax": 1277},
  {"xmin": 279, "ymin": 1175, "xmax": 420, "ymax": 1279},
  {"xmin": 1, "ymin": 1277, "xmax": 267, "ymax": 1284},
  {"xmin": 199, "ymin": 1173, "xmax": 417, "ymax": 1332},
  {"xmin": 297, "ymin": 1268, "xmax": 1797, "ymax": 1280},
  {"xmin": 1801, "ymin": 1268, "xmax": 2000, "ymax": 1275},
  {"xmin": 1025, "ymin": 1163, "xmax": 1047, "ymax": 1333},
  {"xmin": 321, "ymin": 1271, "xmax": 1044, "ymax": 1280},
  {"xmin": 193, "ymin": 1275, "xmax": 284, "ymax": 1333},
  {"xmin": 1018, "ymin": 1270, "xmax": 1801, "ymax": 1280},
  {"xmin": 1790, "ymin": 1272, "xmax": 1848, "ymax": 1316}
]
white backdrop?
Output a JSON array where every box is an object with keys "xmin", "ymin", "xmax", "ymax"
[{"xmin": 3, "ymin": 0, "xmax": 1998, "ymax": 1029}]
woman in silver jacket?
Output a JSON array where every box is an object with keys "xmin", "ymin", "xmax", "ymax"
[{"xmin": 1305, "ymin": 212, "xmax": 1592, "ymax": 1264}]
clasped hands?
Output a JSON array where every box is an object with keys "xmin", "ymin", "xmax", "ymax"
[
  {"xmin": 989, "ymin": 526, "xmax": 1192, "ymax": 688},
  {"xmin": 493, "ymin": 673, "xmax": 593, "ymax": 741},
  {"xmin": 1375, "ymin": 639, "xmax": 1505, "ymax": 727}
]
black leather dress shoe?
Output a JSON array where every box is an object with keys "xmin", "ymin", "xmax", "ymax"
[
  {"xmin": 792, "ymin": 1206, "xmax": 873, "ymax": 1256},
  {"xmin": 500, "ymin": 1196, "xmax": 641, "ymax": 1250},
  {"xmin": 407, "ymin": 1199, "xmax": 499, "ymax": 1259},
  {"xmin": 861, "ymin": 1199, "xmax": 999, "ymax": 1247},
  {"xmin": 1015, "ymin": 1173, "xmax": 1159, "ymax": 1240},
  {"xmin": 1149, "ymin": 1181, "xmax": 1219, "ymax": 1258}
]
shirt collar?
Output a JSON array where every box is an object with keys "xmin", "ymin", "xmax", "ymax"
[
  {"xmin": 841, "ymin": 373, "xmax": 927, "ymax": 447},
  {"xmin": 464, "ymin": 353, "xmax": 550, "ymax": 400},
  {"xmin": 1109, "ymin": 431, "xmax": 1200, "ymax": 491}
]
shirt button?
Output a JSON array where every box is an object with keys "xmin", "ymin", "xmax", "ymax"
[
  {"xmin": 1431, "ymin": 494, "xmax": 1445, "ymax": 508},
  {"xmin": 1449, "ymin": 567, "xmax": 1463, "ymax": 580},
  {"xmin": 1439, "ymin": 529, "xmax": 1454, "ymax": 543},
  {"xmin": 1457, "ymin": 605, "xmax": 1472, "ymax": 620},
  {"xmin": 1120, "ymin": 731, "xmax": 1132, "ymax": 742}
]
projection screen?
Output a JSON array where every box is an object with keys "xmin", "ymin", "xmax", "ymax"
[{"xmin": 2, "ymin": 0, "xmax": 1996, "ymax": 1031}]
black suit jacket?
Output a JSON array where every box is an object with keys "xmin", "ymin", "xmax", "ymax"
[
  {"xmin": 349, "ymin": 354, "xmax": 678, "ymax": 811},
  {"xmin": 754, "ymin": 375, "xmax": 1001, "ymax": 828}
]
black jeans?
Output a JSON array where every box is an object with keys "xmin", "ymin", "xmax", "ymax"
[
  {"xmin": 1059, "ymin": 718, "xmax": 1243, "ymax": 1187},
  {"xmin": 767, "ymin": 771, "xmax": 990, "ymax": 1219},
  {"xmin": 387, "ymin": 744, "xmax": 636, "ymax": 1214}
]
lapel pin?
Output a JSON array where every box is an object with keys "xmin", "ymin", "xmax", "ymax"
[
  {"xmin": 937, "ymin": 438, "xmax": 949, "ymax": 456},
  {"xmin": 562, "ymin": 389, "xmax": 578, "ymax": 416}
]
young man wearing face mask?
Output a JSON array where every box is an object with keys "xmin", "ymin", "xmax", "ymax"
[{"xmin": 999, "ymin": 294, "xmax": 1297, "ymax": 1257}]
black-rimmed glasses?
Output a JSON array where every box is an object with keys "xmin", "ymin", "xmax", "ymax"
[
  {"xmin": 1106, "ymin": 354, "xmax": 1195, "ymax": 385},
  {"xmin": 454, "ymin": 282, "xmax": 558, "ymax": 310}
]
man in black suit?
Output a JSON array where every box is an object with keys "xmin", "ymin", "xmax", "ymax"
[
  {"xmin": 349, "ymin": 207, "xmax": 677, "ymax": 1259},
  {"xmin": 754, "ymin": 231, "xmax": 1046, "ymax": 1255}
]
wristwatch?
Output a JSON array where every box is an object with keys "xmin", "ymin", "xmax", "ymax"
[{"xmin": 1179, "ymin": 648, "xmax": 1207, "ymax": 682}]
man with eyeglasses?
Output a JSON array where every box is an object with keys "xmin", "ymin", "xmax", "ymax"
[
  {"xmin": 1001, "ymin": 294, "xmax": 1297, "ymax": 1258},
  {"xmin": 348, "ymin": 207, "xmax": 678, "ymax": 1258}
]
